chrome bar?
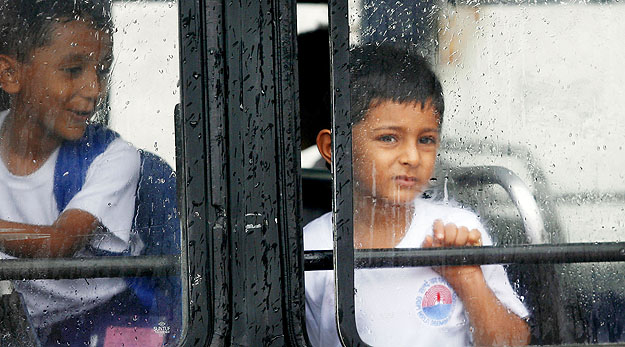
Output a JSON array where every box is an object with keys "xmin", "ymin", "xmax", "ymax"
[
  {"xmin": 304, "ymin": 242, "xmax": 625, "ymax": 270},
  {"xmin": 450, "ymin": 166, "xmax": 547, "ymax": 244},
  {"xmin": 0, "ymin": 255, "xmax": 179, "ymax": 280}
]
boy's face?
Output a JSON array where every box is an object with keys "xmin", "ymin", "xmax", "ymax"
[
  {"xmin": 352, "ymin": 100, "xmax": 440, "ymax": 205},
  {"xmin": 13, "ymin": 19, "xmax": 112, "ymax": 141}
]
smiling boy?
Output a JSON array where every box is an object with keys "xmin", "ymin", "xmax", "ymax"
[
  {"xmin": 305, "ymin": 45, "xmax": 531, "ymax": 346},
  {"xmin": 0, "ymin": 0, "xmax": 141, "ymax": 336}
]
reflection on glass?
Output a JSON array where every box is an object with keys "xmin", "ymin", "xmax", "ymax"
[{"xmin": 0, "ymin": 1, "xmax": 181, "ymax": 345}]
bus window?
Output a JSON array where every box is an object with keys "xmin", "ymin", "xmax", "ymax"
[
  {"xmin": 109, "ymin": 0, "xmax": 179, "ymax": 168},
  {"xmin": 107, "ymin": 1, "xmax": 184, "ymax": 343},
  {"xmin": 433, "ymin": 0, "xmax": 625, "ymax": 343},
  {"xmin": 0, "ymin": 1, "xmax": 185, "ymax": 345},
  {"xmin": 299, "ymin": 0, "xmax": 625, "ymax": 345}
]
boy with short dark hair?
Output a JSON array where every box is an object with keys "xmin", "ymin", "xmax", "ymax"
[
  {"xmin": 0, "ymin": 0, "xmax": 142, "ymax": 337},
  {"xmin": 305, "ymin": 45, "xmax": 531, "ymax": 346}
]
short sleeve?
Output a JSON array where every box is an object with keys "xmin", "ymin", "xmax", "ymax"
[
  {"xmin": 481, "ymin": 264, "xmax": 530, "ymax": 319},
  {"xmin": 64, "ymin": 138, "xmax": 140, "ymax": 253}
]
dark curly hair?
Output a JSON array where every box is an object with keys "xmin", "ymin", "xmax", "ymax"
[
  {"xmin": 350, "ymin": 44, "xmax": 444, "ymax": 126},
  {"xmin": 0, "ymin": 0, "xmax": 112, "ymax": 61}
]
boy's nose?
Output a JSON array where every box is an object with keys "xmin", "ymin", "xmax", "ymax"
[
  {"xmin": 78, "ymin": 68, "xmax": 102, "ymax": 101},
  {"xmin": 399, "ymin": 145, "xmax": 420, "ymax": 167}
]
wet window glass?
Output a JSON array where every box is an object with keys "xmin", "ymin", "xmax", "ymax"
[
  {"xmin": 301, "ymin": 0, "xmax": 625, "ymax": 345},
  {"xmin": 0, "ymin": 0, "xmax": 183, "ymax": 345}
]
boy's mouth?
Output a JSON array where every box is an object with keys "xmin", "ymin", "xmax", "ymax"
[
  {"xmin": 393, "ymin": 175, "xmax": 419, "ymax": 187},
  {"xmin": 68, "ymin": 109, "xmax": 92, "ymax": 123}
]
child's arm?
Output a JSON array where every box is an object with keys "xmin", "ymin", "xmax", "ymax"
[
  {"xmin": 0, "ymin": 209, "xmax": 101, "ymax": 258},
  {"xmin": 422, "ymin": 220, "xmax": 531, "ymax": 346},
  {"xmin": 0, "ymin": 140, "xmax": 140, "ymax": 259}
]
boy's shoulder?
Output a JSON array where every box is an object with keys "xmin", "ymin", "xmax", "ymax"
[
  {"xmin": 59, "ymin": 121, "xmax": 138, "ymax": 159},
  {"xmin": 54, "ymin": 121, "xmax": 140, "ymax": 212},
  {"xmin": 303, "ymin": 212, "xmax": 333, "ymax": 251}
]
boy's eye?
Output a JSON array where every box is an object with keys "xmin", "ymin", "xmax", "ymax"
[
  {"xmin": 97, "ymin": 65, "xmax": 111, "ymax": 78},
  {"xmin": 62, "ymin": 66, "xmax": 84, "ymax": 77},
  {"xmin": 378, "ymin": 135, "xmax": 397, "ymax": 143},
  {"xmin": 419, "ymin": 136, "xmax": 438, "ymax": 145}
]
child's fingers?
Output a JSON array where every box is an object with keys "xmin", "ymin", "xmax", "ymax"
[
  {"xmin": 455, "ymin": 226, "xmax": 469, "ymax": 246},
  {"xmin": 443, "ymin": 223, "xmax": 457, "ymax": 246},
  {"xmin": 433, "ymin": 220, "xmax": 444, "ymax": 247},
  {"xmin": 431, "ymin": 221, "xmax": 482, "ymax": 248},
  {"xmin": 468, "ymin": 229, "xmax": 482, "ymax": 246},
  {"xmin": 422, "ymin": 235, "xmax": 433, "ymax": 248}
]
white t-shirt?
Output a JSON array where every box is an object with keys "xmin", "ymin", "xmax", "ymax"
[
  {"xmin": 0, "ymin": 110, "xmax": 141, "ymax": 327},
  {"xmin": 304, "ymin": 198, "xmax": 530, "ymax": 347}
]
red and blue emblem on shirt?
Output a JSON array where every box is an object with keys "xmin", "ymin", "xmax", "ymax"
[{"xmin": 415, "ymin": 277, "xmax": 457, "ymax": 326}]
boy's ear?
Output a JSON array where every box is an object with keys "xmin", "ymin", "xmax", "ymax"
[
  {"xmin": 316, "ymin": 129, "xmax": 333, "ymax": 166},
  {"xmin": 0, "ymin": 55, "xmax": 21, "ymax": 94}
]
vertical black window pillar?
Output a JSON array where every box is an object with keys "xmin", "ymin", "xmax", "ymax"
[
  {"xmin": 178, "ymin": 0, "xmax": 307, "ymax": 345},
  {"xmin": 224, "ymin": 0, "xmax": 306, "ymax": 344},
  {"xmin": 327, "ymin": 0, "xmax": 370, "ymax": 346},
  {"xmin": 177, "ymin": 0, "xmax": 214, "ymax": 345}
]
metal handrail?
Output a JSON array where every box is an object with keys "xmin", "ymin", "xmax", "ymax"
[
  {"xmin": 301, "ymin": 168, "xmax": 332, "ymax": 182},
  {"xmin": 304, "ymin": 242, "xmax": 625, "ymax": 271},
  {"xmin": 449, "ymin": 166, "xmax": 547, "ymax": 244},
  {"xmin": 0, "ymin": 255, "xmax": 179, "ymax": 280}
]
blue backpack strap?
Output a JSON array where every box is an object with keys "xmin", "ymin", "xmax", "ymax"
[
  {"xmin": 54, "ymin": 124, "xmax": 119, "ymax": 212},
  {"xmin": 126, "ymin": 151, "xmax": 181, "ymax": 306},
  {"xmin": 132, "ymin": 151, "xmax": 180, "ymax": 257},
  {"xmin": 127, "ymin": 151, "xmax": 182, "ymax": 338}
]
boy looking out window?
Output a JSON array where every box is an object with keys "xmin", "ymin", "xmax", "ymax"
[
  {"xmin": 305, "ymin": 45, "xmax": 531, "ymax": 346},
  {"xmin": 0, "ymin": 0, "xmax": 142, "ymax": 340}
]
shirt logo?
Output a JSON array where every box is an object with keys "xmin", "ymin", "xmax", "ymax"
[
  {"xmin": 415, "ymin": 277, "xmax": 457, "ymax": 326},
  {"xmin": 153, "ymin": 321, "xmax": 171, "ymax": 335}
]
